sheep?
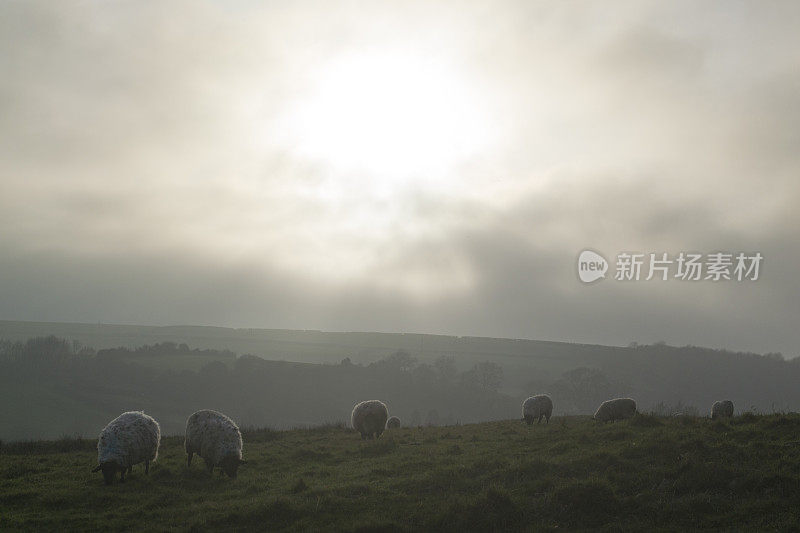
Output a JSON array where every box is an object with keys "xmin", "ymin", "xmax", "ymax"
[
  {"xmin": 386, "ymin": 416, "xmax": 401, "ymax": 429},
  {"xmin": 185, "ymin": 409, "xmax": 245, "ymax": 478},
  {"xmin": 92, "ymin": 411, "xmax": 160, "ymax": 485},
  {"xmin": 351, "ymin": 400, "xmax": 389, "ymax": 439},
  {"xmin": 711, "ymin": 400, "xmax": 734, "ymax": 420},
  {"xmin": 522, "ymin": 395, "xmax": 553, "ymax": 425},
  {"xmin": 593, "ymin": 398, "xmax": 637, "ymax": 423}
]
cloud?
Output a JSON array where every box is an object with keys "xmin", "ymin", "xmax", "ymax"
[{"xmin": 0, "ymin": 1, "xmax": 798, "ymax": 356}]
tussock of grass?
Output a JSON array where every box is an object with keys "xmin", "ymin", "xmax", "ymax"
[
  {"xmin": 551, "ymin": 480, "xmax": 619, "ymax": 526},
  {"xmin": 292, "ymin": 448, "xmax": 333, "ymax": 462},
  {"xmin": 240, "ymin": 426, "xmax": 282, "ymax": 442},
  {"xmin": 630, "ymin": 413, "xmax": 663, "ymax": 427},
  {"xmin": 290, "ymin": 477, "xmax": 308, "ymax": 493},
  {"xmin": 434, "ymin": 487, "xmax": 523, "ymax": 532},
  {"xmin": 446, "ymin": 444, "xmax": 463, "ymax": 455},
  {"xmin": 0, "ymin": 435, "xmax": 95, "ymax": 455},
  {"xmin": 358, "ymin": 438, "xmax": 398, "ymax": 458},
  {"xmin": 3, "ymin": 414, "xmax": 800, "ymax": 530}
]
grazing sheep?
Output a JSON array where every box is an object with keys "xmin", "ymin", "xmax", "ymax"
[
  {"xmin": 351, "ymin": 400, "xmax": 389, "ymax": 439},
  {"xmin": 711, "ymin": 400, "xmax": 734, "ymax": 420},
  {"xmin": 522, "ymin": 395, "xmax": 553, "ymax": 425},
  {"xmin": 92, "ymin": 411, "xmax": 160, "ymax": 485},
  {"xmin": 593, "ymin": 398, "xmax": 637, "ymax": 423},
  {"xmin": 185, "ymin": 409, "xmax": 245, "ymax": 478},
  {"xmin": 386, "ymin": 416, "xmax": 401, "ymax": 429}
]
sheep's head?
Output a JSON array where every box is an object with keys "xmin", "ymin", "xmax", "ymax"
[
  {"xmin": 92, "ymin": 461, "xmax": 120, "ymax": 485},
  {"xmin": 220, "ymin": 455, "xmax": 246, "ymax": 479}
]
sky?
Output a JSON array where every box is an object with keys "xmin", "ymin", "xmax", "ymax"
[{"xmin": 1, "ymin": 1, "xmax": 798, "ymax": 356}]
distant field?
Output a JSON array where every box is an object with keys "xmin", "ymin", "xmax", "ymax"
[{"xmin": 2, "ymin": 414, "xmax": 800, "ymax": 531}]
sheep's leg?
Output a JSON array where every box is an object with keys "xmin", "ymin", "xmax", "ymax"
[
  {"xmin": 145, "ymin": 460, "xmax": 150, "ymax": 475},
  {"xmin": 120, "ymin": 469, "xmax": 126, "ymax": 483},
  {"xmin": 187, "ymin": 451, "xmax": 194, "ymax": 467}
]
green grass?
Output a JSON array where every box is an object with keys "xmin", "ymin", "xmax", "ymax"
[{"xmin": 2, "ymin": 414, "xmax": 800, "ymax": 531}]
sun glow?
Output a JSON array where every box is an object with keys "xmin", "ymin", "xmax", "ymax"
[{"xmin": 278, "ymin": 48, "xmax": 495, "ymax": 186}]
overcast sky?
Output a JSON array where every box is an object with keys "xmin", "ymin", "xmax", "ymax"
[{"xmin": 1, "ymin": 1, "xmax": 798, "ymax": 356}]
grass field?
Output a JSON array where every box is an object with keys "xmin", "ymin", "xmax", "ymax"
[{"xmin": 2, "ymin": 414, "xmax": 800, "ymax": 531}]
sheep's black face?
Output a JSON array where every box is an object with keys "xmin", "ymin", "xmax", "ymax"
[
  {"xmin": 220, "ymin": 456, "xmax": 242, "ymax": 479},
  {"xmin": 99, "ymin": 462, "xmax": 118, "ymax": 485}
]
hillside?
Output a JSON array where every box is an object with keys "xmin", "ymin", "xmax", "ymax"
[
  {"xmin": 0, "ymin": 337, "xmax": 520, "ymax": 440},
  {"xmin": 0, "ymin": 321, "xmax": 796, "ymax": 411},
  {"xmin": 2, "ymin": 415, "xmax": 800, "ymax": 531},
  {"xmin": 2, "ymin": 324, "xmax": 800, "ymax": 441},
  {"xmin": 0, "ymin": 320, "xmax": 621, "ymax": 392}
]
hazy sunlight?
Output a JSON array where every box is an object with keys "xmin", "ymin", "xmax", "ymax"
[{"xmin": 277, "ymin": 48, "xmax": 495, "ymax": 189}]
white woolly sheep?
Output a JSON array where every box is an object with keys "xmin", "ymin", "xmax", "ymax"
[
  {"xmin": 386, "ymin": 416, "xmax": 401, "ymax": 429},
  {"xmin": 711, "ymin": 400, "xmax": 734, "ymax": 419},
  {"xmin": 185, "ymin": 409, "xmax": 245, "ymax": 478},
  {"xmin": 593, "ymin": 398, "xmax": 637, "ymax": 423},
  {"xmin": 92, "ymin": 411, "xmax": 160, "ymax": 485},
  {"xmin": 351, "ymin": 400, "xmax": 389, "ymax": 439},
  {"xmin": 522, "ymin": 395, "xmax": 553, "ymax": 425}
]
